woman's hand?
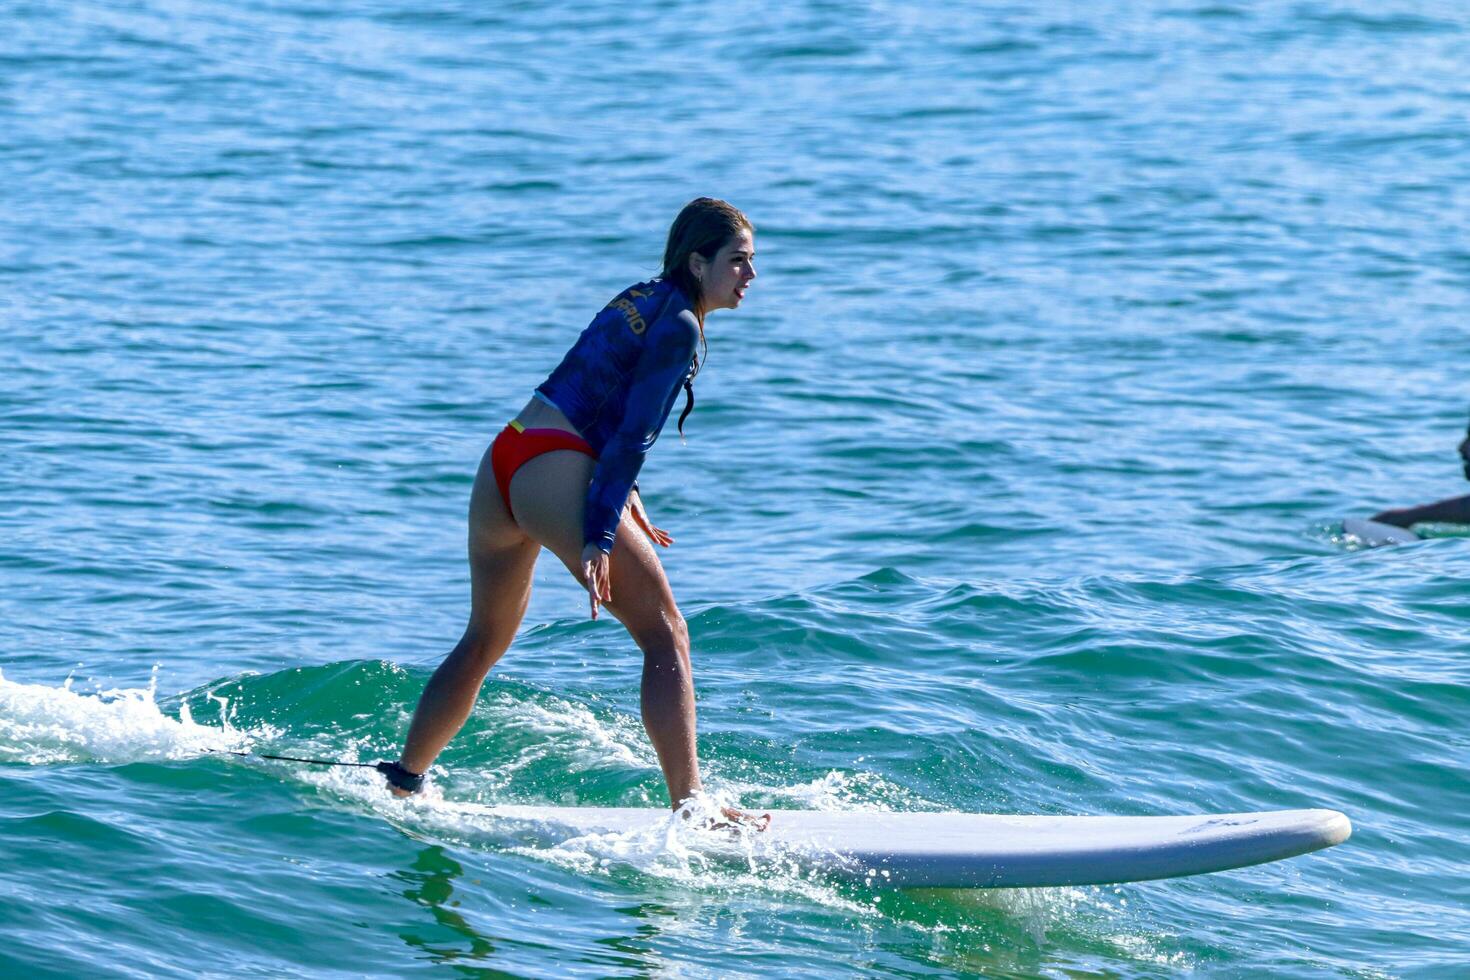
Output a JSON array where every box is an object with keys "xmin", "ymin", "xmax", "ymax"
[
  {"xmin": 629, "ymin": 489, "xmax": 673, "ymax": 547},
  {"xmin": 580, "ymin": 544, "xmax": 612, "ymax": 620}
]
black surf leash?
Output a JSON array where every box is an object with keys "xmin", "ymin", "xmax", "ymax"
[{"xmin": 218, "ymin": 750, "xmax": 424, "ymax": 793}]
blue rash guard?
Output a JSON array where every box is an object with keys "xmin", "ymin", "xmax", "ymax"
[{"xmin": 535, "ymin": 278, "xmax": 699, "ymax": 554}]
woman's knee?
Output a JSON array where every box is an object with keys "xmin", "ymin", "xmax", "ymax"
[
  {"xmin": 623, "ymin": 606, "xmax": 689, "ymax": 657},
  {"xmin": 440, "ymin": 624, "xmax": 504, "ymax": 673}
]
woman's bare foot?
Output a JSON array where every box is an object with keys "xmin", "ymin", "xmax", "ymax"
[
  {"xmin": 712, "ymin": 806, "xmax": 772, "ymax": 832},
  {"xmin": 674, "ymin": 796, "xmax": 771, "ymax": 831}
]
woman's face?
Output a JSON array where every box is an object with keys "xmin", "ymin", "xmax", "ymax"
[{"xmin": 692, "ymin": 228, "xmax": 756, "ymax": 312}]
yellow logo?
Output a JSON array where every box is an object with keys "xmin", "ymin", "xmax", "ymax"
[{"xmin": 611, "ymin": 297, "xmax": 647, "ymax": 335}]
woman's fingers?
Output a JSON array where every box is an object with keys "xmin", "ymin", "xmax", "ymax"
[
  {"xmin": 629, "ymin": 500, "xmax": 673, "ymax": 548},
  {"xmin": 583, "ymin": 559, "xmax": 600, "ymax": 619},
  {"xmin": 642, "ymin": 516, "xmax": 672, "ymax": 547},
  {"xmin": 583, "ymin": 549, "xmax": 612, "ymax": 620}
]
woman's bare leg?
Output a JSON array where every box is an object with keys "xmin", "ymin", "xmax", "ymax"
[
  {"xmin": 509, "ymin": 451, "xmax": 705, "ymax": 807},
  {"xmin": 396, "ymin": 448, "xmax": 540, "ymax": 780}
]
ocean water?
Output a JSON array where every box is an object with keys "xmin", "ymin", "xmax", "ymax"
[{"xmin": 2, "ymin": 0, "xmax": 1468, "ymax": 976}]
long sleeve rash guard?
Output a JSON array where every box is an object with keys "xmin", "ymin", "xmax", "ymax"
[{"xmin": 535, "ymin": 279, "xmax": 698, "ymax": 554}]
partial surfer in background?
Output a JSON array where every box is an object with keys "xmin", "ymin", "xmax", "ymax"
[
  {"xmin": 1369, "ymin": 423, "xmax": 1470, "ymax": 529},
  {"xmin": 382, "ymin": 198, "xmax": 764, "ymax": 825}
]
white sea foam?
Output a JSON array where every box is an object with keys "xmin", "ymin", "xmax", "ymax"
[
  {"xmin": 718, "ymin": 768, "xmax": 926, "ymax": 812},
  {"xmin": 491, "ymin": 690, "xmax": 657, "ymax": 772},
  {"xmin": 0, "ymin": 667, "xmax": 249, "ymax": 764},
  {"xmin": 297, "ymin": 761, "xmax": 876, "ymax": 913}
]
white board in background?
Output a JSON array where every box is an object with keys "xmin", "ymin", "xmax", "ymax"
[
  {"xmin": 451, "ymin": 804, "xmax": 1351, "ymax": 889},
  {"xmin": 1342, "ymin": 518, "xmax": 1420, "ymax": 547}
]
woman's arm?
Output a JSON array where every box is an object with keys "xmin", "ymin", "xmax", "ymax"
[{"xmin": 581, "ymin": 308, "xmax": 699, "ymax": 554}]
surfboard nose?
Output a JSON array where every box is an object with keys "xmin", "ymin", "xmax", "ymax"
[{"xmin": 1309, "ymin": 809, "xmax": 1353, "ymax": 848}]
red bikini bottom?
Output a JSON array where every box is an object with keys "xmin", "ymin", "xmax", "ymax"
[{"xmin": 490, "ymin": 420, "xmax": 597, "ymax": 516}]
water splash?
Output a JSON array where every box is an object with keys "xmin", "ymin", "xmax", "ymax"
[
  {"xmin": 494, "ymin": 689, "xmax": 657, "ymax": 773},
  {"xmin": 720, "ymin": 768, "xmax": 928, "ymax": 812},
  {"xmin": 0, "ymin": 667, "xmax": 250, "ymax": 765}
]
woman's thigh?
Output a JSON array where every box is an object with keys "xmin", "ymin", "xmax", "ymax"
[
  {"xmin": 509, "ymin": 451, "xmax": 681, "ymax": 641},
  {"xmin": 464, "ymin": 447, "xmax": 541, "ymax": 636}
]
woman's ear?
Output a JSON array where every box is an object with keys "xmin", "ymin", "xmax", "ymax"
[{"xmin": 688, "ymin": 251, "xmax": 708, "ymax": 285}]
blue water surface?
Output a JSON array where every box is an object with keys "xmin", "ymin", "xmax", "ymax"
[{"xmin": 2, "ymin": 1, "xmax": 1468, "ymax": 976}]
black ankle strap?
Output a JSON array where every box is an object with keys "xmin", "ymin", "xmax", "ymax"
[{"xmin": 376, "ymin": 760, "xmax": 424, "ymax": 793}]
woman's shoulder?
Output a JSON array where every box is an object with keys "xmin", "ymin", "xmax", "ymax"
[
  {"xmin": 612, "ymin": 278, "xmax": 690, "ymax": 314},
  {"xmin": 601, "ymin": 279, "xmax": 695, "ymax": 343}
]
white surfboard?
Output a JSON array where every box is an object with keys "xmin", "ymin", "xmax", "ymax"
[
  {"xmin": 1342, "ymin": 518, "xmax": 1420, "ymax": 547},
  {"xmin": 457, "ymin": 804, "xmax": 1351, "ymax": 888}
]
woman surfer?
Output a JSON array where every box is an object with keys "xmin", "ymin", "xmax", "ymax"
[{"xmin": 380, "ymin": 198, "xmax": 762, "ymax": 825}]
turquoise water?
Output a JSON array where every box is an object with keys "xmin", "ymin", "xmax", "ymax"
[{"xmin": 3, "ymin": 1, "xmax": 1468, "ymax": 975}]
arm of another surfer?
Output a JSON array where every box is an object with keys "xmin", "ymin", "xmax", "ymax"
[
  {"xmin": 1370, "ymin": 494, "xmax": 1470, "ymax": 528},
  {"xmin": 1371, "ymin": 435, "xmax": 1470, "ymax": 527}
]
